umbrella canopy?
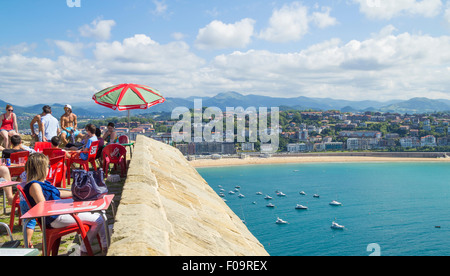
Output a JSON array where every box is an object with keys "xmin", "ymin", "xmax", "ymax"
[{"xmin": 92, "ymin": 83, "xmax": 165, "ymax": 111}]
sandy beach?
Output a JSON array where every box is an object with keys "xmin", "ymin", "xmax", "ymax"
[{"xmin": 189, "ymin": 155, "xmax": 450, "ymax": 168}]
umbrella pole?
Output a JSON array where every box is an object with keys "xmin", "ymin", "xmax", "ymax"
[{"xmin": 128, "ymin": 110, "xmax": 130, "ymax": 134}]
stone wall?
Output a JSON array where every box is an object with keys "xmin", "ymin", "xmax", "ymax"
[{"xmin": 107, "ymin": 135, "xmax": 269, "ymax": 256}]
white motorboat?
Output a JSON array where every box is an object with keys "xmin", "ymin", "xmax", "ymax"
[
  {"xmin": 277, "ymin": 192, "xmax": 286, "ymax": 197},
  {"xmin": 313, "ymin": 194, "xmax": 320, "ymax": 198},
  {"xmin": 219, "ymin": 193, "xmax": 225, "ymax": 197},
  {"xmin": 228, "ymin": 191, "xmax": 235, "ymax": 194},
  {"xmin": 264, "ymin": 195, "xmax": 273, "ymax": 200},
  {"xmin": 329, "ymin": 200, "xmax": 342, "ymax": 206},
  {"xmin": 295, "ymin": 204, "xmax": 308, "ymax": 210},
  {"xmin": 275, "ymin": 217, "xmax": 288, "ymax": 224},
  {"xmin": 331, "ymin": 221, "xmax": 345, "ymax": 230},
  {"xmin": 256, "ymin": 192, "xmax": 263, "ymax": 195},
  {"xmin": 299, "ymin": 191, "xmax": 306, "ymax": 195},
  {"xmin": 235, "ymin": 185, "xmax": 241, "ymax": 189},
  {"xmin": 238, "ymin": 194, "xmax": 245, "ymax": 198},
  {"xmin": 266, "ymin": 203, "xmax": 275, "ymax": 208}
]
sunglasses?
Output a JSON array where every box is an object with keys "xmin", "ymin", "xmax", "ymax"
[{"xmin": 7, "ymin": 109, "xmax": 13, "ymax": 112}]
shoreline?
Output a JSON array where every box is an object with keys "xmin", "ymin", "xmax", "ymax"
[{"xmin": 189, "ymin": 155, "xmax": 450, "ymax": 168}]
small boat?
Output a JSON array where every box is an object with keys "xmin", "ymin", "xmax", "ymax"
[
  {"xmin": 275, "ymin": 217, "xmax": 288, "ymax": 224},
  {"xmin": 266, "ymin": 203, "xmax": 275, "ymax": 208},
  {"xmin": 299, "ymin": 191, "xmax": 306, "ymax": 195},
  {"xmin": 277, "ymin": 192, "xmax": 286, "ymax": 197},
  {"xmin": 228, "ymin": 191, "xmax": 235, "ymax": 194},
  {"xmin": 234, "ymin": 188, "xmax": 240, "ymax": 192},
  {"xmin": 219, "ymin": 193, "xmax": 225, "ymax": 197},
  {"xmin": 331, "ymin": 221, "xmax": 345, "ymax": 230},
  {"xmin": 329, "ymin": 200, "xmax": 342, "ymax": 206},
  {"xmin": 264, "ymin": 195, "xmax": 273, "ymax": 200},
  {"xmin": 295, "ymin": 204, "xmax": 308, "ymax": 210},
  {"xmin": 218, "ymin": 185, "xmax": 223, "ymax": 188},
  {"xmin": 235, "ymin": 185, "xmax": 241, "ymax": 189},
  {"xmin": 256, "ymin": 192, "xmax": 263, "ymax": 195},
  {"xmin": 313, "ymin": 194, "xmax": 320, "ymax": 198},
  {"xmin": 238, "ymin": 194, "xmax": 245, "ymax": 198},
  {"xmin": 220, "ymin": 188, "xmax": 225, "ymax": 192}
]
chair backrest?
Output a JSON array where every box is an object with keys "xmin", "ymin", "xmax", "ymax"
[
  {"xmin": 15, "ymin": 185, "xmax": 43, "ymax": 230},
  {"xmin": 10, "ymin": 151, "xmax": 30, "ymax": 164},
  {"xmin": 47, "ymin": 156, "xmax": 65, "ymax": 187},
  {"xmin": 43, "ymin": 148, "xmax": 65, "ymax": 159},
  {"xmin": 118, "ymin": 135, "xmax": 129, "ymax": 144},
  {"xmin": 87, "ymin": 141, "xmax": 100, "ymax": 160},
  {"xmin": 102, "ymin": 144, "xmax": 126, "ymax": 162},
  {"xmin": 34, "ymin": 142, "xmax": 52, "ymax": 152}
]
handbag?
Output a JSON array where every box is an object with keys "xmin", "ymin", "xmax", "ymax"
[{"xmin": 71, "ymin": 169, "xmax": 108, "ymax": 201}]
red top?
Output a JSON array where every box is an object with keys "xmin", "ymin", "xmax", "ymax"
[{"xmin": 1, "ymin": 114, "xmax": 13, "ymax": 131}]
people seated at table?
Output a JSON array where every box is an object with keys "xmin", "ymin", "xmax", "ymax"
[
  {"xmin": 23, "ymin": 153, "xmax": 107, "ymax": 255},
  {"xmin": 67, "ymin": 124, "xmax": 98, "ymax": 161},
  {"xmin": 1, "ymin": 135, "xmax": 35, "ymax": 159},
  {"xmin": 102, "ymin": 122, "xmax": 118, "ymax": 144},
  {"xmin": 0, "ymin": 104, "xmax": 19, "ymax": 149},
  {"xmin": 0, "ymin": 165, "xmax": 13, "ymax": 205}
]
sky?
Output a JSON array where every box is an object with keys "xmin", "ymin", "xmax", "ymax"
[{"xmin": 1, "ymin": 0, "xmax": 450, "ymax": 106}]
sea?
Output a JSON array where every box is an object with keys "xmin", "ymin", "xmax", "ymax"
[{"xmin": 196, "ymin": 161, "xmax": 450, "ymax": 256}]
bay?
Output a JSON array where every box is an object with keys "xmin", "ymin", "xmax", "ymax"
[{"xmin": 196, "ymin": 162, "xmax": 450, "ymax": 256}]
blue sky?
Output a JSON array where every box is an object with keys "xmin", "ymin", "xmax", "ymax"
[{"xmin": 1, "ymin": 0, "xmax": 450, "ymax": 106}]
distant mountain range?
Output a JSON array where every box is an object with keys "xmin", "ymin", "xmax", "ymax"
[{"xmin": 2, "ymin": 92, "xmax": 450, "ymax": 117}]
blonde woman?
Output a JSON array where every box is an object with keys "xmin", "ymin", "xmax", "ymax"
[
  {"xmin": 22, "ymin": 153, "xmax": 107, "ymax": 255},
  {"xmin": 0, "ymin": 104, "xmax": 19, "ymax": 148}
]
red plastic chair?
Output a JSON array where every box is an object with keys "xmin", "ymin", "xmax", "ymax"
[
  {"xmin": 102, "ymin": 144, "xmax": 127, "ymax": 178},
  {"xmin": 16, "ymin": 185, "xmax": 97, "ymax": 256},
  {"xmin": 9, "ymin": 190, "xmax": 22, "ymax": 231},
  {"xmin": 47, "ymin": 155, "xmax": 67, "ymax": 188},
  {"xmin": 118, "ymin": 135, "xmax": 129, "ymax": 144},
  {"xmin": 43, "ymin": 148, "xmax": 65, "ymax": 159},
  {"xmin": 34, "ymin": 142, "xmax": 52, "ymax": 153},
  {"xmin": 9, "ymin": 151, "xmax": 30, "ymax": 178},
  {"xmin": 67, "ymin": 141, "xmax": 99, "ymax": 185}
]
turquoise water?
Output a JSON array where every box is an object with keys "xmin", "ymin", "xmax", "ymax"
[{"xmin": 197, "ymin": 162, "xmax": 450, "ymax": 256}]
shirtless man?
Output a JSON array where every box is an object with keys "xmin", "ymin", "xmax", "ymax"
[{"xmin": 60, "ymin": 104, "xmax": 82, "ymax": 145}]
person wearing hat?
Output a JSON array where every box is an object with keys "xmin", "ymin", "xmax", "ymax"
[{"xmin": 60, "ymin": 104, "xmax": 82, "ymax": 145}]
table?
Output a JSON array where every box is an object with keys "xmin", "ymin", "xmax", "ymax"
[
  {"xmin": 0, "ymin": 248, "xmax": 39, "ymax": 256},
  {"xmin": 21, "ymin": 194, "xmax": 115, "ymax": 256},
  {"xmin": 120, "ymin": 143, "xmax": 134, "ymax": 158},
  {"xmin": 0, "ymin": 181, "xmax": 20, "ymax": 214}
]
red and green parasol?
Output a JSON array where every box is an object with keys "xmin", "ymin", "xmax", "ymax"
[{"xmin": 92, "ymin": 83, "xmax": 165, "ymax": 111}]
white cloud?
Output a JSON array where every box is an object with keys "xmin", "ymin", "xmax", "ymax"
[
  {"xmin": 2, "ymin": 26, "xmax": 450, "ymax": 106},
  {"xmin": 54, "ymin": 40, "xmax": 84, "ymax": 57},
  {"xmin": 354, "ymin": 0, "xmax": 443, "ymax": 20},
  {"xmin": 311, "ymin": 6, "xmax": 339, "ymax": 29},
  {"xmin": 258, "ymin": 2, "xmax": 337, "ymax": 43},
  {"xmin": 195, "ymin": 18, "xmax": 256, "ymax": 50},
  {"xmin": 152, "ymin": 0, "xmax": 168, "ymax": 15},
  {"xmin": 79, "ymin": 19, "xmax": 116, "ymax": 41},
  {"xmin": 258, "ymin": 2, "xmax": 309, "ymax": 43},
  {"xmin": 445, "ymin": 1, "xmax": 450, "ymax": 25}
]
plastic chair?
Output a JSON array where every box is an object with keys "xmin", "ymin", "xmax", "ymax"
[
  {"xmin": 9, "ymin": 151, "xmax": 30, "ymax": 178},
  {"xmin": 67, "ymin": 141, "xmax": 99, "ymax": 185},
  {"xmin": 102, "ymin": 144, "xmax": 127, "ymax": 178},
  {"xmin": 9, "ymin": 190, "xmax": 22, "ymax": 231},
  {"xmin": 34, "ymin": 142, "xmax": 52, "ymax": 153},
  {"xmin": 16, "ymin": 185, "xmax": 97, "ymax": 256},
  {"xmin": 0, "ymin": 222, "xmax": 20, "ymax": 248},
  {"xmin": 118, "ymin": 135, "xmax": 129, "ymax": 144},
  {"xmin": 47, "ymin": 155, "xmax": 67, "ymax": 188},
  {"xmin": 43, "ymin": 148, "xmax": 65, "ymax": 159}
]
